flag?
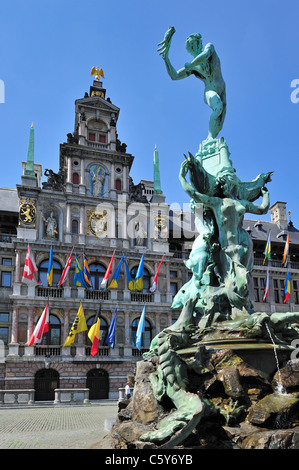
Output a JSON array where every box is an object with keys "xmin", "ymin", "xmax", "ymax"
[
  {"xmin": 63, "ymin": 303, "xmax": 87, "ymax": 346},
  {"xmin": 124, "ymin": 256, "xmax": 135, "ymax": 290},
  {"xmin": 58, "ymin": 247, "xmax": 73, "ymax": 287},
  {"xmin": 74, "ymin": 254, "xmax": 89, "ymax": 288},
  {"xmin": 135, "ymin": 306, "xmax": 145, "ymax": 351},
  {"xmin": 282, "ymin": 234, "xmax": 289, "ymax": 267},
  {"xmin": 105, "ymin": 308, "xmax": 117, "ymax": 348},
  {"xmin": 28, "ymin": 303, "xmax": 49, "ymax": 346},
  {"xmin": 263, "ymin": 269, "xmax": 270, "ymax": 302},
  {"xmin": 100, "ymin": 250, "xmax": 115, "ymax": 289},
  {"xmin": 21, "ymin": 245, "xmax": 41, "ymax": 285},
  {"xmin": 150, "ymin": 255, "xmax": 164, "ymax": 292},
  {"xmin": 135, "ymin": 253, "xmax": 145, "ymax": 291},
  {"xmin": 108, "ymin": 255, "xmax": 124, "ymax": 288},
  {"xmin": 83, "ymin": 250, "xmax": 93, "ymax": 289},
  {"xmin": 263, "ymin": 232, "xmax": 271, "ymax": 265},
  {"xmin": 47, "ymin": 244, "xmax": 53, "ymax": 287},
  {"xmin": 283, "ymin": 270, "xmax": 291, "ymax": 303},
  {"xmin": 88, "ymin": 306, "xmax": 101, "ymax": 356}
]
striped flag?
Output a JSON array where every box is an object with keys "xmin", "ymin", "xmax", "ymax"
[
  {"xmin": 88, "ymin": 306, "xmax": 101, "ymax": 356},
  {"xmin": 105, "ymin": 308, "xmax": 117, "ymax": 348},
  {"xmin": 263, "ymin": 232, "xmax": 271, "ymax": 265},
  {"xmin": 21, "ymin": 245, "xmax": 41, "ymax": 285},
  {"xmin": 47, "ymin": 244, "xmax": 53, "ymax": 287},
  {"xmin": 100, "ymin": 250, "xmax": 115, "ymax": 289},
  {"xmin": 28, "ymin": 303, "xmax": 49, "ymax": 346},
  {"xmin": 282, "ymin": 234, "xmax": 289, "ymax": 267},
  {"xmin": 83, "ymin": 250, "xmax": 92, "ymax": 289},
  {"xmin": 63, "ymin": 303, "xmax": 87, "ymax": 346},
  {"xmin": 108, "ymin": 255, "xmax": 124, "ymax": 289},
  {"xmin": 263, "ymin": 269, "xmax": 270, "ymax": 302},
  {"xmin": 283, "ymin": 270, "xmax": 291, "ymax": 304},
  {"xmin": 135, "ymin": 306, "xmax": 146, "ymax": 351},
  {"xmin": 58, "ymin": 248, "xmax": 73, "ymax": 287},
  {"xmin": 150, "ymin": 255, "xmax": 164, "ymax": 292}
]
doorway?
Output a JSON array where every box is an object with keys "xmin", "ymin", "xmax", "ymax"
[{"xmin": 34, "ymin": 368, "xmax": 59, "ymax": 401}]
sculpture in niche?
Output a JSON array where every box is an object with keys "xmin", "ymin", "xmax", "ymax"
[
  {"xmin": 90, "ymin": 165, "xmax": 105, "ymax": 197},
  {"xmin": 135, "ymin": 220, "xmax": 147, "ymax": 246},
  {"xmin": 43, "ymin": 211, "xmax": 58, "ymax": 239}
]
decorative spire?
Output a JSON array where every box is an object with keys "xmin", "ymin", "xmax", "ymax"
[
  {"xmin": 153, "ymin": 145, "xmax": 162, "ymax": 195},
  {"xmin": 25, "ymin": 123, "xmax": 35, "ymax": 176}
]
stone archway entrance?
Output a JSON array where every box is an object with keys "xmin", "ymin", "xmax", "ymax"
[
  {"xmin": 86, "ymin": 368, "xmax": 109, "ymax": 399},
  {"xmin": 34, "ymin": 368, "xmax": 59, "ymax": 401}
]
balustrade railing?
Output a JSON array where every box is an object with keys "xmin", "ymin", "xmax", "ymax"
[
  {"xmin": 130, "ymin": 292, "xmax": 153, "ymax": 303},
  {"xmin": 36, "ymin": 286, "xmax": 63, "ymax": 298}
]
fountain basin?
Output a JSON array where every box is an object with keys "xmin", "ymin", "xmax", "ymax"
[{"xmin": 176, "ymin": 340, "xmax": 295, "ymax": 380}]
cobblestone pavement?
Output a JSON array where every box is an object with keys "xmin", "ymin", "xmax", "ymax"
[{"xmin": 0, "ymin": 401, "xmax": 118, "ymax": 449}]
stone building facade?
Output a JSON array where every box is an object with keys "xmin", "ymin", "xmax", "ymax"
[{"xmin": 0, "ymin": 76, "xmax": 298, "ymax": 400}]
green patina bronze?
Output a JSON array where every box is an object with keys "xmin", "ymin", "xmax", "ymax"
[{"xmin": 139, "ymin": 27, "xmax": 299, "ymax": 447}]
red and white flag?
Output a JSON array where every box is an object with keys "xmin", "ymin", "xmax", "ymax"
[
  {"xmin": 28, "ymin": 303, "xmax": 49, "ymax": 346},
  {"xmin": 150, "ymin": 255, "xmax": 164, "ymax": 293},
  {"xmin": 263, "ymin": 269, "xmax": 270, "ymax": 302},
  {"xmin": 100, "ymin": 250, "xmax": 115, "ymax": 289},
  {"xmin": 58, "ymin": 247, "xmax": 74, "ymax": 287},
  {"xmin": 22, "ymin": 245, "xmax": 41, "ymax": 285}
]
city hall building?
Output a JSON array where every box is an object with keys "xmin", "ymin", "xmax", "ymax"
[{"xmin": 0, "ymin": 74, "xmax": 298, "ymax": 401}]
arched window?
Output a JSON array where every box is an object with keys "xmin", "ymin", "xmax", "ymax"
[
  {"xmin": 72, "ymin": 219, "xmax": 78, "ymax": 234},
  {"xmin": 39, "ymin": 260, "xmax": 62, "ymax": 287},
  {"xmin": 131, "ymin": 317, "xmax": 152, "ymax": 348},
  {"xmin": 115, "ymin": 179, "xmax": 122, "ymax": 191},
  {"xmin": 42, "ymin": 314, "xmax": 61, "ymax": 345},
  {"xmin": 88, "ymin": 263, "xmax": 106, "ymax": 290},
  {"xmin": 72, "ymin": 172, "xmax": 79, "ymax": 184},
  {"xmin": 86, "ymin": 315, "xmax": 108, "ymax": 346},
  {"xmin": 130, "ymin": 266, "xmax": 151, "ymax": 293}
]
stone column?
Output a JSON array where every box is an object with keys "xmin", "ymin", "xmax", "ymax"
[
  {"xmin": 10, "ymin": 306, "xmax": 19, "ymax": 343},
  {"xmin": 27, "ymin": 307, "xmax": 34, "ymax": 342},
  {"xmin": 65, "ymin": 202, "xmax": 72, "ymax": 243},
  {"xmin": 124, "ymin": 311, "xmax": 131, "ymax": 356},
  {"xmin": 66, "ymin": 156, "xmax": 72, "ymax": 193},
  {"xmin": 15, "ymin": 249, "xmax": 22, "ymax": 283},
  {"xmin": 79, "ymin": 158, "xmax": 86, "ymax": 195},
  {"xmin": 79, "ymin": 205, "xmax": 85, "ymax": 244}
]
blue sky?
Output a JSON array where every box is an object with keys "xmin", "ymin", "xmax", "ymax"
[{"xmin": 0, "ymin": 0, "xmax": 298, "ymax": 226}]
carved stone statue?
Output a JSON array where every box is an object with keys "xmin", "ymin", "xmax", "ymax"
[
  {"xmin": 92, "ymin": 167, "xmax": 105, "ymax": 196},
  {"xmin": 158, "ymin": 26, "xmax": 226, "ymax": 140},
  {"xmin": 135, "ymin": 220, "xmax": 146, "ymax": 246},
  {"xmin": 43, "ymin": 211, "xmax": 58, "ymax": 239}
]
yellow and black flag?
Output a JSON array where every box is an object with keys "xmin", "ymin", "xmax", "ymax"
[{"xmin": 63, "ymin": 303, "xmax": 87, "ymax": 347}]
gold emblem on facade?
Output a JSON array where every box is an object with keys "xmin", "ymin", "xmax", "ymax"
[
  {"xmin": 87, "ymin": 209, "xmax": 108, "ymax": 238},
  {"xmin": 19, "ymin": 199, "xmax": 37, "ymax": 227}
]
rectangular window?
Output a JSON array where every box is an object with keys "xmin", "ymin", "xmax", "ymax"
[
  {"xmin": 293, "ymin": 280, "xmax": 299, "ymax": 304},
  {"xmin": 170, "ymin": 282, "xmax": 178, "ymax": 296},
  {"xmin": 88, "ymin": 133, "xmax": 95, "ymax": 141},
  {"xmin": 1, "ymin": 272, "xmax": 11, "ymax": 287},
  {"xmin": 0, "ymin": 327, "xmax": 8, "ymax": 344},
  {"xmin": 170, "ymin": 271, "xmax": 178, "ymax": 278},
  {"xmin": 0, "ymin": 313, "xmax": 9, "ymax": 322},
  {"xmin": 99, "ymin": 135, "xmax": 106, "ymax": 143},
  {"xmin": 2, "ymin": 258, "xmax": 12, "ymax": 266}
]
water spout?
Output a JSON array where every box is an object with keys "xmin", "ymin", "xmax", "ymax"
[{"xmin": 265, "ymin": 322, "xmax": 287, "ymax": 395}]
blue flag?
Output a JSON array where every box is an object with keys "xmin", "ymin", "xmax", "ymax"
[
  {"xmin": 135, "ymin": 306, "xmax": 145, "ymax": 351},
  {"xmin": 105, "ymin": 308, "xmax": 117, "ymax": 348},
  {"xmin": 135, "ymin": 253, "xmax": 144, "ymax": 291},
  {"xmin": 74, "ymin": 254, "xmax": 89, "ymax": 288},
  {"xmin": 47, "ymin": 244, "xmax": 53, "ymax": 287}
]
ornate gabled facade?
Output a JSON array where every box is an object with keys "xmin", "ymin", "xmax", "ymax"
[{"xmin": 0, "ymin": 75, "xmax": 299, "ymax": 401}]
